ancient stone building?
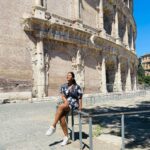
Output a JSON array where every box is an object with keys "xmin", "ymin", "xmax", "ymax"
[
  {"xmin": 141, "ymin": 54, "xmax": 150, "ymax": 76},
  {"xmin": 0, "ymin": 0, "xmax": 138, "ymax": 98}
]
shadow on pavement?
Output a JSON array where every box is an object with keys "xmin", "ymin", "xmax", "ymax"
[
  {"xmin": 69, "ymin": 131, "xmax": 89, "ymax": 141},
  {"xmin": 82, "ymin": 101, "xmax": 150, "ymax": 149},
  {"xmin": 49, "ymin": 140, "xmax": 63, "ymax": 147}
]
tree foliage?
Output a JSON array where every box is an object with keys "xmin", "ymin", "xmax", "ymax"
[
  {"xmin": 137, "ymin": 64, "xmax": 145, "ymax": 84},
  {"xmin": 144, "ymin": 76, "xmax": 150, "ymax": 86},
  {"xmin": 137, "ymin": 63, "xmax": 150, "ymax": 85}
]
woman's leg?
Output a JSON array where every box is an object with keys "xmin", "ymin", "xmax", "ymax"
[
  {"xmin": 60, "ymin": 111, "xmax": 69, "ymax": 136},
  {"xmin": 52, "ymin": 103, "xmax": 70, "ymax": 128}
]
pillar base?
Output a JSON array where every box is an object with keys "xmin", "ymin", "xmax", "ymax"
[
  {"xmin": 123, "ymin": 42, "xmax": 129, "ymax": 49},
  {"xmin": 131, "ymin": 49, "xmax": 136, "ymax": 53},
  {"xmin": 100, "ymin": 30, "xmax": 106, "ymax": 38},
  {"xmin": 113, "ymin": 86, "xmax": 122, "ymax": 92},
  {"xmin": 116, "ymin": 37, "xmax": 121, "ymax": 45}
]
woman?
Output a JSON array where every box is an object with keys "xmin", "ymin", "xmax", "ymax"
[{"xmin": 46, "ymin": 72, "xmax": 83, "ymax": 146}]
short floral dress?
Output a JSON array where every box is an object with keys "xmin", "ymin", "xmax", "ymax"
[{"xmin": 60, "ymin": 83, "xmax": 83, "ymax": 110}]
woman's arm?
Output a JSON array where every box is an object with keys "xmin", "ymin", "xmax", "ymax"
[
  {"xmin": 79, "ymin": 98, "xmax": 82, "ymax": 111},
  {"xmin": 60, "ymin": 85, "xmax": 68, "ymax": 104},
  {"xmin": 61, "ymin": 95, "xmax": 68, "ymax": 104}
]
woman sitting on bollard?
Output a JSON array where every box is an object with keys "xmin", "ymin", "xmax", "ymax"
[{"xmin": 46, "ymin": 72, "xmax": 83, "ymax": 146}]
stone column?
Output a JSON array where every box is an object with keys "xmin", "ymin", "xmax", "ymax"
[
  {"xmin": 35, "ymin": 0, "xmax": 42, "ymax": 6},
  {"xmin": 101, "ymin": 54, "xmax": 107, "ymax": 93},
  {"xmin": 74, "ymin": 0, "xmax": 81, "ymax": 21},
  {"xmin": 113, "ymin": 57, "xmax": 122, "ymax": 92},
  {"xmin": 45, "ymin": 52, "xmax": 50, "ymax": 96},
  {"xmin": 36, "ymin": 38, "xmax": 46, "ymax": 98},
  {"xmin": 97, "ymin": 0, "xmax": 105, "ymax": 36},
  {"xmin": 132, "ymin": 65, "xmax": 137, "ymax": 91},
  {"xmin": 76, "ymin": 49, "xmax": 85, "ymax": 89},
  {"xmin": 114, "ymin": 7, "xmax": 121, "ymax": 44},
  {"xmin": 123, "ymin": 22, "xmax": 129, "ymax": 49},
  {"xmin": 111, "ymin": 16, "xmax": 115, "ymax": 37},
  {"xmin": 35, "ymin": 0, "xmax": 47, "ymax": 8},
  {"xmin": 127, "ymin": 0, "xmax": 130, "ymax": 8},
  {"xmin": 131, "ymin": 31, "xmax": 135, "ymax": 52},
  {"xmin": 34, "ymin": 0, "xmax": 46, "ymax": 19},
  {"xmin": 72, "ymin": 49, "xmax": 85, "ymax": 90},
  {"xmin": 125, "ymin": 59, "xmax": 132, "ymax": 91},
  {"xmin": 30, "ymin": 47, "xmax": 38, "ymax": 98},
  {"xmin": 111, "ymin": 6, "xmax": 121, "ymax": 44}
]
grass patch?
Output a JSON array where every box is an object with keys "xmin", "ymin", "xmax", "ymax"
[{"xmin": 93, "ymin": 125, "xmax": 103, "ymax": 137}]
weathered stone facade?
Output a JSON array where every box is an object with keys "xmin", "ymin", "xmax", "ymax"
[
  {"xmin": 141, "ymin": 54, "xmax": 150, "ymax": 76},
  {"xmin": 0, "ymin": 0, "xmax": 138, "ymax": 98}
]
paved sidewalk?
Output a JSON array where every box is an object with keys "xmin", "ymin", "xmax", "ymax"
[
  {"xmin": 0, "ymin": 100, "xmax": 127, "ymax": 150},
  {"xmin": 0, "ymin": 93, "xmax": 149, "ymax": 150},
  {"xmin": 0, "ymin": 101, "xmax": 80, "ymax": 150}
]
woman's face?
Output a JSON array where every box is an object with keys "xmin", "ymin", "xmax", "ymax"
[{"xmin": 66, "ymin": 73, "xmax": 73, "ymax": 82}]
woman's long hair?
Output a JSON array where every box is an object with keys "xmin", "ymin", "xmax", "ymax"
[{"xmin": 68, "ymin": 72, "xmax": 76, "ymax": 85}]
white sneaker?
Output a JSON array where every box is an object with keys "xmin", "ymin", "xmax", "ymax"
[
  {"xmin": 45, "ymin": 126, "xmax": 56, "ymax": 136},
  {"xmin": 60, "ymin": 136, "xmax": 70, "ymax": 146}
]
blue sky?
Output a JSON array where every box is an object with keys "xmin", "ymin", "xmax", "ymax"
[{"xmin": 134, "ymin": 0, "xmax": 150, "ymax": 57}]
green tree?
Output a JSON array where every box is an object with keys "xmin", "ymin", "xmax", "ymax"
[
  {"xmin": 144, "ymin": 76, "xmax": 150, "ymax": 86},
  {"xmin": 137, "ymin": 64, "xmax": 145, "ymax": 84}
]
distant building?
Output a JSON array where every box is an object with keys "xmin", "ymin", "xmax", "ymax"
[{"xmin": 141, "ymin": 54, "xmax": 150, "ymax": 76}]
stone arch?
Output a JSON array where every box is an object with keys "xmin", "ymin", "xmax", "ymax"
[
  {"xmin": 121, "ymin": 58, "xmax": 128, "ymax": 91},
  {"xmin": 103, "ymin": 5, "xmax": 114, "ymax": 35},
  {"xmin": 119, "ymin": 14, "xmax": 126, "ymax": 42},
  {"xmin": 130, "ymin": 62, "xmax": 135, "ymax": 90},
  {"xmin": 128, "ymin": 25, "xmax": 132, "ymax": 48},
  {"xmin": 124, "ymin": 0, "xmax": 128, "ymax": 5},
  {"xmin": 105, "ymin": 56, "xmax": 116, "ymax": 92},
  {"xmin": 41, "ymin": 0, "xmax": 44, "ymax": 6}
]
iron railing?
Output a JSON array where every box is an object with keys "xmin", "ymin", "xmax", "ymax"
[
  {"xmin": 69, "ymin": 109, "xmax": 150, "ymax": 150},
  {"xmin": 83, "ymin": 90, "xmax": 147, "ymax": 107},
  {"xmin": 67, "ymin": 109, "xmax": 93, "ymax": 150}
]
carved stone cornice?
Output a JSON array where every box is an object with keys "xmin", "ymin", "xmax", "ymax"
[{"xmin": 23, "ymin": 10, "xmax": 137, "ymax": 63}]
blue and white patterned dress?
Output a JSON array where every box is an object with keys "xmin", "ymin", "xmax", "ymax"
[{"xmin": 60, "ymin": 83, "xmax": 83, "ymax": 110}]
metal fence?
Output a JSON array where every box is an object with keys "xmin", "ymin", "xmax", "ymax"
[
  {"xmin": 137, "ymin": 84, "xmax": 150, "ymax": 90},
  {"xmin": 69, "ymin": 109, "xmax": 150, "ymax": 150},
  {"xmin": 67, "ymin": 109, "xmax": 93, "ymax": 150},
  {"xmin": 83, "ymin": 90, "xmax": 147, "ymax": 107}
]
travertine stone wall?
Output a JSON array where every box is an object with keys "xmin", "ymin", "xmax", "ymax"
[
  {"xmin": 84, "ymin": 49, "xmax": 100, "ymax": 93},
  {"xmin": 81, "ymin": 0, "xmax": 97, "ymax": 28},
  {"xmin": 0, "ymin": 0, "xmax": 138, "ymax": 98},
  {"xmin": 47, "ymin": 0, "xmax": 72, "ymax": 19},
  {"xmin": 0, "ymin": 0, "xmax": 33, "ymax": 92},
  {"xmin": 46, "ymin": 41, "xmax": 73, "ymax": 96}
]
